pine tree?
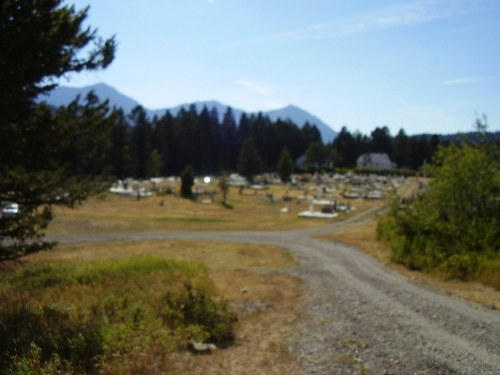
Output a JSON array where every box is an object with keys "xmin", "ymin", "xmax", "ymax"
[
  {"xmin": 0, "ymin": 0, "xmax": 116, "ymax": 260},
  {"xmin": 237, "ymin": 137, "xmax": 263, "ymax": 184},
  {"xmin": 277, "ymin": 148, "xmax": 294, "ymax": 183},
  {"xmin": 180, "ymin": 165, "xmax": 195, "ymax": 198}
]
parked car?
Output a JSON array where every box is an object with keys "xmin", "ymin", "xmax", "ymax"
[{"xmin": 2, "ymin": 203, "xmax": 19, "ymax": 217}]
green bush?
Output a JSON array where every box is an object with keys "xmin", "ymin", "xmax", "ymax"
[
  {"xmin": 0, "ymin": 305, "xmax": 103, "ymax": 373},
  {"xmin": 5, "ymin": 343, "xmax": 74, "ymax": 375},
  {"xmin": 377, "ymin": 140, "xmax": 500, "ymax": 287},
  {"xmin": 0, "ymin": 256, "xmax": 237, "ymax": 372},
  {"xmin": 161, "ymin": 281, "xmax": 237, "ymax": 347}
]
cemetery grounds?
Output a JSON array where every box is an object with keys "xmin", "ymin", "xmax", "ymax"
[{"xmin": 4, "ymin": 177, "xmax": 499, "ymax": 374}]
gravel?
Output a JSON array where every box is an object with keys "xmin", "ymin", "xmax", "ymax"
[{"xmin": 52, "ymin": 215, "xmax": 500, "ymax": 375}]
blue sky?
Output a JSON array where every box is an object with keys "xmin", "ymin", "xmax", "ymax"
[{"xmin": 67, "ymin": 0, "xmax": 500, "ymax": 135}]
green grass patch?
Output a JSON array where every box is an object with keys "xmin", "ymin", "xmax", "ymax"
[{"xmin": 0, "ymin": 256, "xmax": 236, "ymax": 373}]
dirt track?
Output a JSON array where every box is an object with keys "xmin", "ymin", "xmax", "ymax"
[{"xmin": 52, "ymin": 209, "xmax": 500, "ymax": 374}]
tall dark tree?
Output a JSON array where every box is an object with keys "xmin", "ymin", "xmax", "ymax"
[
  {"xmin": 0, "ymin": 0, "xmax": 116, "ymax": 260},
  {"xmin": 180, "ymin": 165, "xmax": 195, "ymax": 198},
  {"xmin": 110, "ymin": 109, "xmax": 134, "ymax": 178},
  {"xmin": 369, "ymin": 126, "xmax": 393, "ymax": 156},
  {"xmin": 393, "ymin": 128, "xmax": 410, "ymax": 168},
  {"xmin": 277, "ymin": 148, "xmax": 294, "ymax": 183},
  {"xmin": 0, "ymin": 0, "xmax": 114, "ymax": 126},
  {"xmin": 155, "ymin": 110, "xmax": 177, "ymax": 175},
  {"xmin": 408, "ymin": 135, "xmax": 429, "ymax": 170},
  {"xmin": 237, "ymin": 113, "xmax": 252, "ymax": 144},
  {"xmin": 130, "ymin": 106, "xmax": 152, "ymax": 178},
  {"xmin": 197, "ymin": 106, "xmax": 218, "ymax": 174},
  {"xmin": 219, "ymin": 107, "xmax": 238, "ymax": 171},
  {"xmin": 175, "ymin": 106, "xmax": 198, "ymax": 173},
  {"xmin": 237, "ymin": 137, "xmax": 263, "ymax": 183},
  {"xmin": 332, "ymin": 126, "xmax": 356, "ymax": 167},
  {"xmin": 250, "ymin": 113, "xmax": 273, "ymax": 169},
  {"xmin": 57, "ymin": 92, "xmax": 115, "ymax": 176},
  {"xmin": 301, "ymin": 122, "xmax": 322, "ymax": 145}
]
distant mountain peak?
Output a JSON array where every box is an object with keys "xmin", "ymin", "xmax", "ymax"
[{"xmin": 41, "ymin": 83, "xmax": 338, "ymax": 142}]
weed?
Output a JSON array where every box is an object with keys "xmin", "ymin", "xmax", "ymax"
[{"xmin": 0, "ymin": 256, "xmax": 237, "ymax": 373}]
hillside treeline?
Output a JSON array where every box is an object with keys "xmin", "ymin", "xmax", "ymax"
[
  {"xmin": 331, "ymin": 126, "xmax": 441, "ymax": 169},
  {"xmin": 106, "ymin": 102, "xmax": 449, "ymax": 178},
  {"xmin": 110, "ymin": 104, "xmax": 322, "ymax": 178},
  {"xmin": 52, "ymin": 95, "xmax": 500, "ymax": 179}
]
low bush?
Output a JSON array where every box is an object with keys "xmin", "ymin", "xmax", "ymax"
[
  {"xmin": 161, "ymin": 281, "xmax": 237, "ymax": 347},
  {"xmin": 377, "ymin": 140, "xmax": 500, "ymax": 289},
  {"xmin": 0, "ymin": 256, "xmax": 237, "ymax": 373}
]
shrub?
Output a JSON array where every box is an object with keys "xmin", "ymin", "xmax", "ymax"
[
  {"xmin": 377, "ymin": 140, "xmax": 500, "ymax": 287},
  {"xmin": 0, "ymin": 256, "xmax": 237, "ymax": 372},
  {"xmin": 161, "ymin": 281, "xmax": 237, "ymax": 347},
  {"xmin": 0, "ymin": 305, "xmax": 103, "ymax": 373}
]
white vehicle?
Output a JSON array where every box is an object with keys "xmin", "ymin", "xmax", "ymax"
[{"xmin": 2, "ymin": 203, "xmax": 19, "ymax": 217}]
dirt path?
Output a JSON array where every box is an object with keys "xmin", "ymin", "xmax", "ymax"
[{"xmin": 51, "ymin": 211, "xmax": 500, "ymax": 374}]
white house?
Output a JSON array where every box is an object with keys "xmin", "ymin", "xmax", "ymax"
[{"xmin": 356, "ymin": 153, "xmax": 396, "ymax": 170}]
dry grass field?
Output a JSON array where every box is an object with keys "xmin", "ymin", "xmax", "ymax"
[
  {"xmin": 45, "ymin": 178, "xmax": 500, "ymax": 312},
  {"xmin": 27, "ymin": 181, "xmax": 374, "ymax": 373},
  {"xmin": 46, "ymin": 184, "xmax": 368, "ymax": 236},
  {"xmin": 22, "ymin": 240, "xmax": 304, "ymax": 374},
  {"xmin": 47, "ymin": 185, "xmax": 382, "ymax": 236},
  {"xmin": 4, "ymin": 178, "xmax": 498, "ymax": 373}
]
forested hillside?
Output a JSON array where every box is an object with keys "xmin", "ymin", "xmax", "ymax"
[
  {"xmin": 110, "ymin": 104, "xmax": 323, "ymax": 178},
  {"xmin": 65, "ymin": 97, "xmax": 498, "ymax": 179}
]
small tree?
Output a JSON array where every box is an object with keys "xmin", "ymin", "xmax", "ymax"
[
  {"xmin": 237, "ymin": 137, "xmax": 263, "ymax": 183},
  {"xmin": 277, "ymin": 148, "xmax": 294, "ymax": 183},
  {"xmin": 218, "ymin": 172, "xmax": 230, "ymax": 204},
  {"xmin": 180, "ymin": 166, "xmax": 195, "ymax": 198}
]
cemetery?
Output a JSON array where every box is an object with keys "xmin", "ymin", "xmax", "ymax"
[{"xmin": 75, "ymin": 172, "xmax": 405, "ymax": 234}]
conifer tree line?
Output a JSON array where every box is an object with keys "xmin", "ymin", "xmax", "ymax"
[
  {"xmin": 109, "ymin": 104, "xmax": 323, "ymax": 178},
  {"xmin": 106, "ymin": 104, "xmax": 455, "ymax": 179},
  {"xmin": 48, "ymin": 96, "xmax": 498, "ymax": 182},
  {"xmin": 330, "ymin": 126, "xmax": 442, "ymax": 170}
]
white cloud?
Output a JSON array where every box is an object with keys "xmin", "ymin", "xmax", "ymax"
[
  {"xmin": 251, "ymin": 0, "xmax": 491, "ymax": 43},
  {"xmin": 236, "ymin": 79, "xmax": 276, "ymax": 95},
  {"xmin": 438, "ymin": 77, "xmax": 493, "ymax": 85}
]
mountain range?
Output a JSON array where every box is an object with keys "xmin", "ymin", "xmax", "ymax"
[{"xmin": 40, "ymin": 83, "xmax": 337, "ymax": 143}]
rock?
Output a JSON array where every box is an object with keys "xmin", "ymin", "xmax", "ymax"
[{"xmin": 189, "ymin": 342, "xmax": 217, "ymax": 354}]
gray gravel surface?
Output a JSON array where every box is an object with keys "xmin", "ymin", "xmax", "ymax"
[{"xmin": 51, "ymin": 213, "xmax": 500, "ymax": 375}]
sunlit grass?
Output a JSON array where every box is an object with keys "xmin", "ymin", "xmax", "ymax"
[
  {"xmin": 47, "ymin": 184, "xmax": 373, "ymax": 236},
  {"xmin": 0, "ymin": 256, "xmax": 238, "ymax": 373},
  {"xmin": 27, "ymin": 240, "xmax": 298, "ymax": 271},
  {"xmin": 2, "ymin": 239, "xmax": 303, "ymax": 374}
]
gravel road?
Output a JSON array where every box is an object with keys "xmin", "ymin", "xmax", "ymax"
[{"xmin": 52, "ymin": 212, "xmax": 500, "ymax": 375}]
